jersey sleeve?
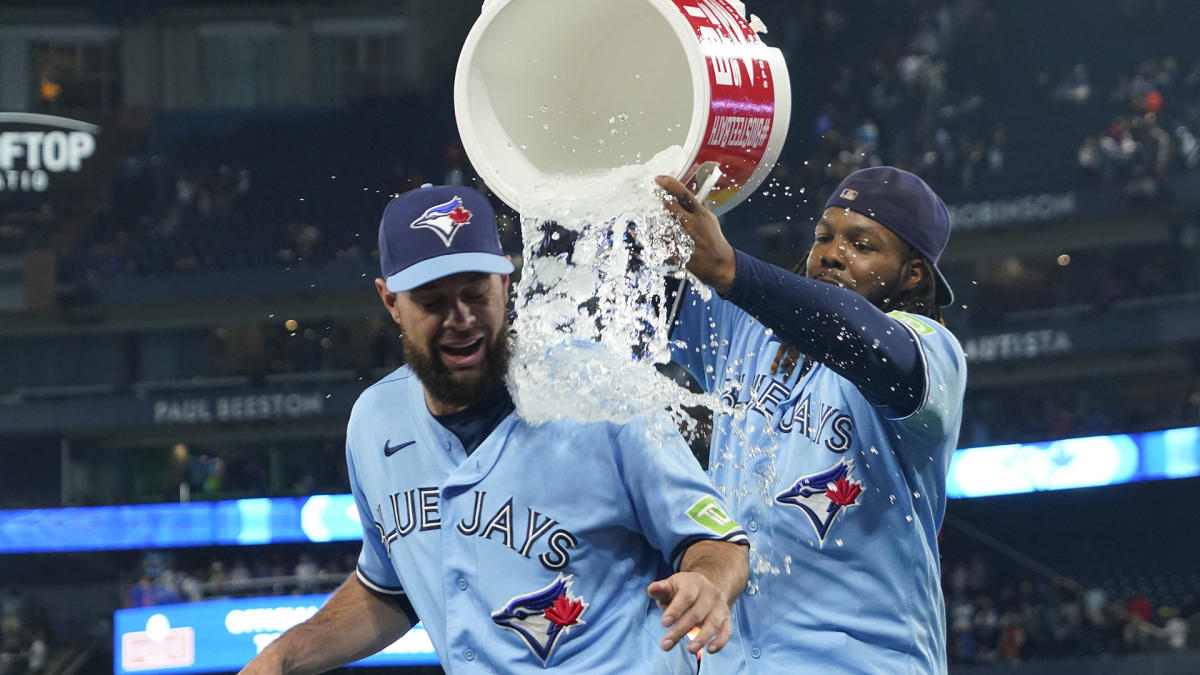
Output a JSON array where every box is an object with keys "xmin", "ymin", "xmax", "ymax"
[
  {"xmin": 614, "ymin": 415, "xmax": 749, "ymax": 570},
  {"xmin": 346, "ymin": 436, "xmax": 406, "ymax": 597},
  {"xmin": 668, "ymin": 281, "xmax": 753, "ymax": 394},
  {"xmin": 882, "ymin": 311, "xmax": 968, "ymax": 442}
]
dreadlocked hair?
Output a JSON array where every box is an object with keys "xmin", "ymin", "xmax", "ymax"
[{"xmin": 770, "ymin": 247, "xmax": 944, "ymax": 378}]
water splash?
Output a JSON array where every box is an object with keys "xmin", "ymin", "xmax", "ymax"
[{"xmin": 509, "ymin": 146, "xmax": 719, "ymax": 431}]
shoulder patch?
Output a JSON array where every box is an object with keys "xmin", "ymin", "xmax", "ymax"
[
  {"xmin": 888, "ymin": 311, "xmax": 935, "ymax": 336},
  {"xmin": 686, "ymin": 496, "xmax": 739, "ymax": 536}
]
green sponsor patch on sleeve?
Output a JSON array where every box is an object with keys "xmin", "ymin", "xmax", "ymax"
[
  {"xmin": 686, "ymin": 496, "xmax": 739, "ymax": 536},
  {"xmin": 888, "ymin": 311, "xmax": 935, "ymax": 336}
]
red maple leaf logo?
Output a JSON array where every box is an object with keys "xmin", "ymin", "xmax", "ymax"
[
  {"xmin": 448, "ymin": 205, "xmax": 472, "ymax": 224},
  {"xmin": 543, "ymin": 595, "xmax": 584, "ymax": 628},
  {"xmin": 826, "ymin": 476, "xmax": 862, "ymax": 506}
]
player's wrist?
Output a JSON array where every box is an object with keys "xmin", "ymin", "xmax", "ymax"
[
  {"xmin": 712, "ymin": 243, "xmax": 737, "ymax": 296},
  {"xmin": 689, "ymin": 243, "xmax": 736, "ymax": 295}
]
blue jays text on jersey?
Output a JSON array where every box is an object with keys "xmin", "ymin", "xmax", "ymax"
[
  {"xmin": 719, "ymin": 371, "xmax": 857, "ymax": 453},
  {"xmin": 345, "ymin": 367, "xmax": 748, "ymax": 674},
  {"xmin": 371, "ymin": 487, "xmax": 579, "ymax": 570},
  {"xmin": 671, "ymin": 284, "xmax": 967, "ymax": 675}
]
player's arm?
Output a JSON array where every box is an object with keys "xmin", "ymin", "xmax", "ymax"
[
  {"xmin": 648, "ymin": 539, "xmax": 749, "ymax": 655},
  {"xmin": 657, "ymin": 175, "xmax": 925, "ymax": 415},
  {"xmin": 239, "ymin": 573, "xmax": 413, "ymax": 675}
]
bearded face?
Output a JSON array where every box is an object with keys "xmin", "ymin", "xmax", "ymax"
[
  {"xmin": 401, "ymin": 312, "xmax": 511, "ymax": 409},
  {"xmin": 379, "ymin": 272, "xmax": 512, "ymax": 411}
]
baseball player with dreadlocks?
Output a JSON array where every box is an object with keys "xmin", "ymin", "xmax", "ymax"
[{"xmin": 657, "ymin": 166, "xmax": 967, "ymax": 674}]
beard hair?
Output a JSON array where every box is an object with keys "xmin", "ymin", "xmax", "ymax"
[
  {"xmin": 801, "ymin": 259, "xmax": 906, "ymax": 312},
  {"xmin": 403, "ymin": 325, "xmax": 511, "ymax": 409}
]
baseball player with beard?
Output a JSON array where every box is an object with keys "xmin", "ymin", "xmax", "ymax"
[
  {"xmin": 657, "ymin": 167, "xmax": 967, "ymax": 674},
  {"xmin": 239, "ymin": 184, "xmax": 750, "ymax": 674}
]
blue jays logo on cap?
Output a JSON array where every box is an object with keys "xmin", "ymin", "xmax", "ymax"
[
  {"xmin": 411, "ymin": 195, "xmax": 473, "ymax": 247},
  {"xmin": 492, "ymin": 574, "xmax": 588, "ymax": 665},
  {"xmin": 776, "ymin": 459, "xmax": 863, "ymax": 545},
  {"xmin": 379, "ymin": 184, "xmax": 514, "ymax": 292}
]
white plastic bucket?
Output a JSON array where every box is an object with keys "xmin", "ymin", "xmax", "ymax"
[{"xmin": 454, "ymin": 0, "xmax": 790, "ymax": 215}]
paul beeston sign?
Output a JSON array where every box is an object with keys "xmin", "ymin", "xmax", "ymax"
[
  {"xmin": 0, "ymin": 113, "xmax": 99, "ymax": 192},
  {"xmin": 153, "ymin": 392, "xmax": 326, "ymax": 425}
]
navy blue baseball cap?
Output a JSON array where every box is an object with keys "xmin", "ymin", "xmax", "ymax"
[
  {"xmin": 379, "ymin": 184, "xmax": 514, "ymax": 292},
  {"xmin": 824, "ymin": 167, "xmax": 954, "ymax": 306}
]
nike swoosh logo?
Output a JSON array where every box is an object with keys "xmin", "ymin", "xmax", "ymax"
[{"xmin": 384, "ymin": 440, "xmax": 416, "ymax": 457}]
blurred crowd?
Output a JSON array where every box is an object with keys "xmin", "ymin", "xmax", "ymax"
[
  {"xmin": 67, "ymin": 439, "xmax": 349, "ymax": 507},
  {"xmin": 763, "ymin": 0, "xmax": 1007, "ymax": 209},
  {"xmin": 205, "ymin": 315, "xmax": 403, "ymax": 382},
  {"xmin": 0, "ymin": 193, "xmax": 57, "ymax": 256},
  {"xmin": 1077, "ymin": 56, "xmax": 1200, "ymax": 201},
  {"xmin": 0, "ymin": 589, "xmax": 49, "ymax": 674},
  {"xmin": 943, "ymin": 555, "xmax": 1197, "ymax": 666},
  {"xmin": 124, "ymin": 550, "xmax": 354, "ymax": 609},
  {"xmin": 963, "ymin": 366, "xmax": 1200, "ymax": 449}
]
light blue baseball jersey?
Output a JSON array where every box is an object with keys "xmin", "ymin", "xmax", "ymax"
[
  {"xmin": 346, "ymin": 366, "xmax": 750, "ymax": 673},
  {"xmin": 671, "ymin": 285, "xmax": 966, "ymax": 675}
]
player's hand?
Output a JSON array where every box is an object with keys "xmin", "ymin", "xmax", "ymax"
[
  {"xmin": 647, "ymin": 571, "xmax": 733, "ymax": 655},
  {"xmin": 656, "ymin": 175, "xmax": 736, "ymax": 296}
]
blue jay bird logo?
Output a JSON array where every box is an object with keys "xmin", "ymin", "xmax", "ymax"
[
  {"xmin": 491, "ymin": 574, "xmax": 588, "ymax": 665},
  {"xmin": 776, "ymin": 459, "xmax": 863, "ymax": 545},
  {"xmin": 409, "ymin": 196, "xmax": 473, "ymax": 246}
]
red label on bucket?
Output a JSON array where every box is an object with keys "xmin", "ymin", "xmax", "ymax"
[{"xmin": 670, "ymin": 0, "xmax": 777, "ymax": 209}]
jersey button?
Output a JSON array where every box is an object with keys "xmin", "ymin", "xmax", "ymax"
[
  {"xmin": 747, "ymin": 521, "xmax": 758, "ymax": 532},
  {"xmin": 464, "ymin": 648, "xmax": 476, "ymax": 661},
  {"xmin": 751, "ymin": 647, "xmax": 762, "ymax": 659},
  {"xmin": 457, "ymin": 578, "xmax": 469, "ymax": 591}
]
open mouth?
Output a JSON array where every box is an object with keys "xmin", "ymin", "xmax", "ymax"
[
  {"xmin": 439, "ymin": 337, "xmax": 486, "ymax": 369},
  {"xmin": 816, "ymin": 273, "xmax": 848, "ymax": 288}
]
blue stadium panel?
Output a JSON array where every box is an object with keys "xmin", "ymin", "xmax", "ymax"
[
  {"xmin": 946, "ymin": 426, "xmax": 1200, "ymax": 498},
  {"xmin": 0, "ymin": 494, "xmax": 361, "ymax": 554},
  {"xmin": 114, "ymin": 595, "xmax": 438, "ymax": 673},
  {"xmin": 3, "ymin": 428, "xmax": 1199, "ymax": 553}
]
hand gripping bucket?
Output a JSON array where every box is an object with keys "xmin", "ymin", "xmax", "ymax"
[{"xmin": 454, "ymin": 0, "xmax": 791, "ymax": 215}]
